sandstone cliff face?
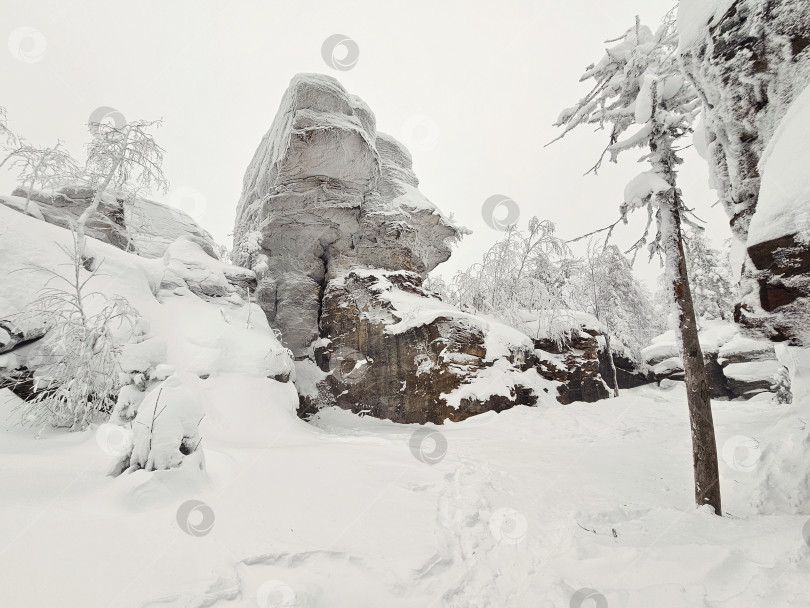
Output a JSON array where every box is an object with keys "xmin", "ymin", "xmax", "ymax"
[
  {"xmin": 679, "ymin": 0, "xmax": 810, "ymax": 343},
  {"xmin": 234, "ymin": 74, "xmax": 561, "ymax": 423},
  {"xmin": 233, "ymin": 74, "xmax": 462, "ymax": 358},
  {"xmin": 301, "ymin": 269, "xmax": 542, "ymax": 424}
]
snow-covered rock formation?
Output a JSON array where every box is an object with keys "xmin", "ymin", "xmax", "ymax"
[
  {"xmin": 678, "ymin": 0, "xmax": 810, "ymax": 343},
  {"xmin": 1, "ymin": 184, "xmax": 218, "ymax": 259},
  {"xmin": 233, "ymin": 73, "xmax": 553, "ymax": 423},
  {"xmin": 643, "ymin": 320, "xmax": 790, "ymax": 401}
]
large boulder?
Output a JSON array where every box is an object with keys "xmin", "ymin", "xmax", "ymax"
[
  {"xmin": 0, "ymin": 185, "xmax": 218, "ymax": 259},
  {"xmin": 678, "ymin": 0, "xmax": 810, "ymax": 343}
]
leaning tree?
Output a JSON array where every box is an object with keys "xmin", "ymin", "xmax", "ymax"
[
  {"xmin": 550, "ymin": 13, "xmax": 722, "ymax": 514},
  {"xmin": 77, "ymin": 118, "xmax": 168, "ymax": 253}
]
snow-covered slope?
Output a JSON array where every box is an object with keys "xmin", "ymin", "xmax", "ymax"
[{"xmin": 3, "ymin": 380, "xmax": 810, "ymax": 606}]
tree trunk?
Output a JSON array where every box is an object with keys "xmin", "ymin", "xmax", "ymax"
[
  {"xmin": 604, "ymin": 333, "xmax": 620, "ymax": 397},
  {"xmin": 660, "ymin": 193, "xmax": 722, "ymax": 515}
]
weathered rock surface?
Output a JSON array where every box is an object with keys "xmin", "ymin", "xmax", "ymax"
[
  {"xmin": 232, "ymin": 73, "xmax": 464, "ymax": 358},
  {"xmin": 679, "ymin": 0, "xmax": 810, "ymax": 343},
  {"xmin": 300, "ymin": 269, "xmax": 543, "ymax": 424},
  {"xmin": 534, "ymin": 330, "xmax": 611, "ymax": 404},
  {"xmin": 233, "ymin": 74, "xmax": 561, "ymax": 423},
  {"xmin": 0, "ymin": 185, "xmax": 218, "ymax": 259},
  {"xmin": 642, "ymin": 321, "xmax": 790, "ymax": 400}
]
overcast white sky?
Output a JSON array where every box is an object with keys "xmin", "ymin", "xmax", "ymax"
[{"xmin": 1, "ymin": 0, "xmax": 729, "ymax": 288}]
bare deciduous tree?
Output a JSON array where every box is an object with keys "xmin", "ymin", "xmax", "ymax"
[
  {"xmin": 3, "ymin": 141, "xmax": 80, "ymax": 213},
  {"xmin": 77, "ymin": 119, "xmax": 169, "ymax": 253}
]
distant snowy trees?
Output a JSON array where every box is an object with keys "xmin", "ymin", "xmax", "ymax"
[
  {"xmin": 432, "ymin": 218, "xmax": 658, "ymax": 359},
  {"xmin": 683, "ymin": 228, "xmax": 734, "ymax": 322},
  {"xmin": 569, "ymin": 243, "xmax": 657, "ymax": 395},
  {"xmin": 449, "ymin": 217, "xmax": 574, "ymax": 343},
  {"xmin": 551, "ymin": 13, "xmax": 723, "ymax": 514}
]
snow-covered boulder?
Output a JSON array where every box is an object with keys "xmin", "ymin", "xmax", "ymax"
[
  {"xmin": 642, "ymin": 320, "xmax": 790, "ymax": 400},
  {"xmin": 678, "ymin": 0, "xmax": 810, "ymax": 343},
  {"xmin": 159, "ymin": 236, "xmax": 255, "ymax": 300},
  {"xmin": 125, "ymin": 374, "xmax": 206, "ymax": 472},
  {"xmin": 0, "ymin": 184, "xmax": 218, "ymax": 259}
]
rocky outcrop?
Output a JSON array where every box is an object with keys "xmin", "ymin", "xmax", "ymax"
[
  {"xmin": 642, "ymin": 321, "xmax": 790, "ymax": 400},
  {"xmin": 232, "ymin": 74, "xmax": 463, "ymax": 358},
  {"xmin": 300, "ymin": 269, "xmax": 542, "ymax": 424},
  {"xmin": 234, "ymin": 74, "xmax": 557, "ymax": 423},
  {"xmin": 534, "ymin": 330, "xmax": 611, "ymax": 404},
  {"xmin": 0, "ymin": 185, "xmax": 218, "ymax": 259},
  {"xmin": 679, "ymin": 0, "xmax": 810, "ymax": 343}
]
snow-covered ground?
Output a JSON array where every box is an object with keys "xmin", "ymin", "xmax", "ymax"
[{"xmin": 2, "ymin": 378, "xmax": 810, "ymax": 606}]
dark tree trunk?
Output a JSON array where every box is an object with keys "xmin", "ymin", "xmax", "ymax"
[
  {"xmin": 661, "ymin": 190, "xmax": 722, "ymax": 515},
  {"xmin": 604, "ymin": 333, "xmax": 619, "ymax": 397}
]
